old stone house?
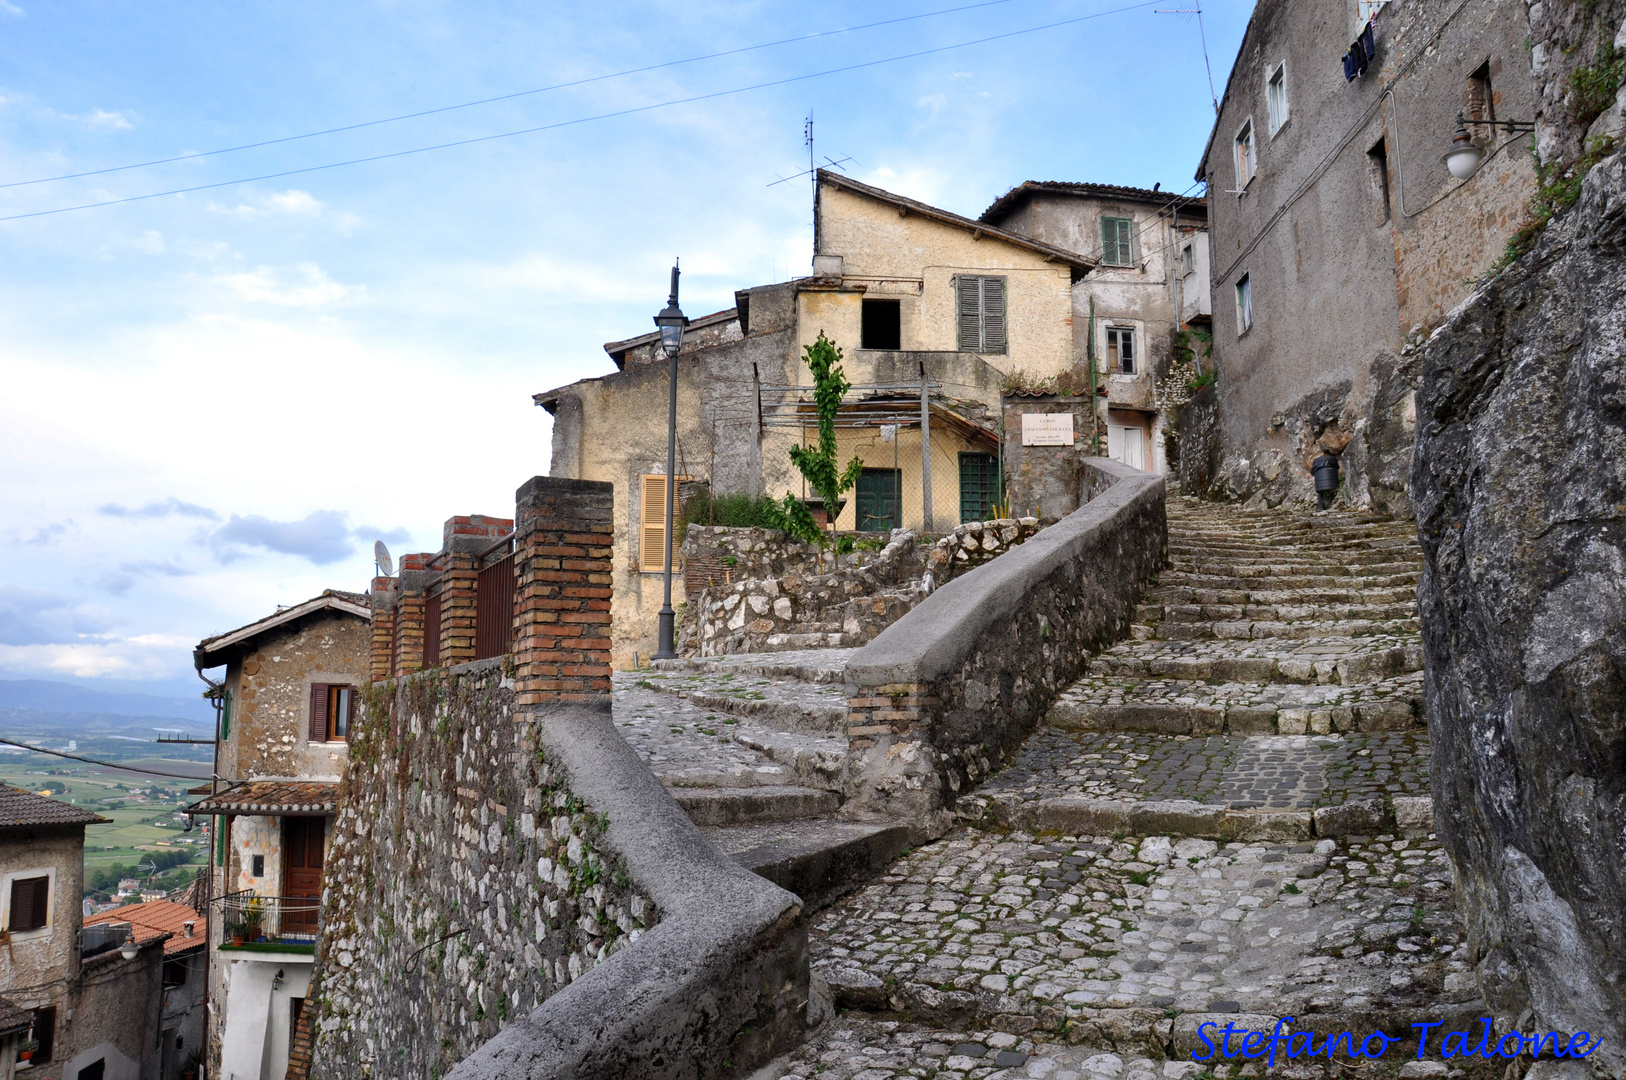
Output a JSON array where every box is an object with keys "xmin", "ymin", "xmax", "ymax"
[
  {"xmin": 189, "ymin": 590, "xmax": 371, "ymax": 1080},
  {"xmin": 979, "ymin": 181, "xmax": 1211, "ymax": 475},
  {"xmin": 83, "ymin": 900, "xmax": 207, "ymax": 1079},
  {"xmin": 537, "ymin": 169, "xmax": 1096, "ymax": 664},
  {"xmin": 1190, "ymin": 0, "xmax": 1536, "ymax": 512},
  {"xmin": 0, "ymin": 785, "xmax": 170, "ymax": 1080}
]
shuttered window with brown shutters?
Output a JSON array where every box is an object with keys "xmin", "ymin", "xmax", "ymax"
[
  {"xmin": 954, "ymin": 275, "xmax": 1007, "ymax": 354},
  {"xmin": 8, "ymin": 875, "xmax": 49, "ymax": 932},
  {"xmin": 639, "ymin": 475, "xmax": 691, "ymax": 573},
  {"xmin": 31, "ymin": 1005, "xmax": 55, "ymax": 1063},
  {"xmin": 308, "ymin": 683, "xmax": 328, "ymax": 743}
]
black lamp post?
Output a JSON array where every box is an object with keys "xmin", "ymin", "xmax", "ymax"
[{"xmin": 652, "ymin": 261, "xmax": 688, "ymax": 660}]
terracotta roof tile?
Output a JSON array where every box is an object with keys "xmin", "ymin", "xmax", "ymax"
[
  {"xmin": 186, "ymin": 780, "xmax": 340, "ymax": 816},
  {"xmin": 85, "ymin": 900, "xmax": 205, "ymax": 956},
  {"xmin": 0, "ymin": 785, "xmax": 106, "ymax": 828}
]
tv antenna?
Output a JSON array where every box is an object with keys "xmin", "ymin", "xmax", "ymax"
[
  {"xmin": 1156, "ymin": 8, "xmax": 1219, "ymax": 115},
  {"xmin": 374, "ymin": 540, "xmax": 394, "ymax": 577},
  {"xmin": 767, "ymin": 111, "xmax": 853, "ymax": 187}
]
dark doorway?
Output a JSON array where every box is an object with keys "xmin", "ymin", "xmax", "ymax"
[
  {"xmin": 861, "ymin": 299, "xmax": 901, "ymax": 350},
  {"xmin": 282, "ymin": 817, "xmax": 325, "ymax": 938}
]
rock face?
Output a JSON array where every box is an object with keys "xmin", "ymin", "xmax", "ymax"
[{"xmin": 1412, "ymin": 148, "xmax": 1626, "ymax": 1074}]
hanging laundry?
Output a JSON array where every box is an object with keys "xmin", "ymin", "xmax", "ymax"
[{"xmin": 1343, "ymin": 23, "xmax": 1374, "ymax": 81}]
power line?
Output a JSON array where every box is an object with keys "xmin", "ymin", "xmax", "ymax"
[
  {"xmin": 0, "ymin": 0, "xmax": 1165, "ymax": 224},
  {"xmin": 0, "ymin": 737, "xmax": 212, "ymax": 780},
  {"xmin": 3, "ymin": 0, "xmax": 1032, "ymax": 191}
]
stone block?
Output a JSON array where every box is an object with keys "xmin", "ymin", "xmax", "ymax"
[
  {"xmin": 1223, "ymin": 810, "xmax": 1313, "ymax": 841},
  {"xmin": 1393, "ymin": 795, "xmax": 1434, "ymax": 835},
  {"xmin": 1355, "ymin": 699, "xmax": 1415, "ymax": 731},
  {"xmin": 1224, "ymin": 706, "xmax": 1277, "ymax": 734},
  {"xmin": 1313, "ymin": 795, "xmax": 1391, "ymax": 837},
  {"xmin": 1126, "ymin": 800, "xmax": 1226, "ymax": 838},
  {"xmin": 1277, "ymin": 707, "xmax": 1309, "ymax": 735}
]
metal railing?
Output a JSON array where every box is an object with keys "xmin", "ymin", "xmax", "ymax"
[
  {"xmin": 476, "ymin": 537, "xmax": 516, "ymax": 661},
  {"xmin": 216, "ymin": 891, "xmax": 321, "ymax": 946}
]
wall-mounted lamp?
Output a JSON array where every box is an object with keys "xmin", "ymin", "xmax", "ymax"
[{"xmin": 1445, "ymin": 112, "xmax": 1538, "ymax": 180}]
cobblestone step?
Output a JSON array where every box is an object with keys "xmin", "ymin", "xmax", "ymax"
[
  {"xmin": 1138, "ymin": 600, "xmax": 1417, "ymax": 623},
  {"xmin": 631, "ymin": 669, "xmax": 849, "ymax": 734},
  {"xmin": 1089, "ymin": 639, "xmax": 1423, "ymax": 684},
  {"xmin": 650, "ymin": 647, "xmax": 853, "ymax": 684},
  {"xmin": 1149, "ymin": 583, "xmax": 1418, "ymax": 606},
  {"xmin": 1158, "ymin": 569, "xmax": 1421, "ymax": 590},
  {"xmin": 702, "ymin": 818, "xmax": 913, "ymax": 912},
  {"xmin": 671, "ymin": 785, "xmax": 840, "ymax": 826},
  {"xmin": 1050, "ymin": 673, "xmax": 1422, "ymax": 735},
  {"xmin": 1140, "ymin": 616, "xmax": 1420, "ymax": 641}
]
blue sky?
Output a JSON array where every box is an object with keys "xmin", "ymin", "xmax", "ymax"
[{"xmin": 0, "ymin": 0, "xmax": 1248, "ymax": 696}]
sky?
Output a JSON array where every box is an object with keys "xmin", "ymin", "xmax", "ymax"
[{"xmin": 0, "ymin": 0, "xmax": 1249, "ymax": 698}]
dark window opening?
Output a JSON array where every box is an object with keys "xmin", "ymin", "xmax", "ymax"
[
  {"xmin": 9, "ymin": 875, "xmax": 49, "ymax": 932},
  {"xmin": 861, "ymin": 299, "xmax": 901, "ymax": 350},
  {"xmin": 162, "ymin": 957, "xmax": 189, "ymax": 987},
  {"xmin": 289, "ymin": 996, "xmax": 306, "ymax": 1050},
  {"xmin": 855, "ymin": 469, "xmax": 902, "ymax": 532},
  {"xmin": 959, "ymin": 453, "xmax": 1001, "ymax": 523},
  {"xmin": 77, "ymin": 1059, "xmax": 104, "ymax": 1080},
  {"xmin": 1468, "ymin": 61, "xmax": 1495, "ymax": 129},
  {"xmin": 1368, "ymin": 138, "xmax": 1392, "ymax": 223},
  {"xmin": 251, "ymin": 854, "xmax": 265, "ymax": 878},
  {"xmin": 31, "ymin": 1006, "xmax": 56, "ymax": 1063},
  {"xmin": 1106, "ymin": 327, "xmax": 1137, "ymax": 374}
]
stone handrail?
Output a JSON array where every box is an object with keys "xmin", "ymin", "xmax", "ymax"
[
  {"xmin": 842, "ymin": 457, "xmax": 1166, "ymax": 832},
  {"xmin": 449, "ymin": 708, "xmax": 807, "ymax": 1080}
]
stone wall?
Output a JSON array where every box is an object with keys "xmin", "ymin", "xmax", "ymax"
[
  {"xmin": 309, "ymin": 664, "xmax": 661, "ymax": 1078},
  {"xmin": 843, "ymin": 458, "xmax": 1166, "ymax": 833},
  {"xmin": 1411, "ymin": 122, "xmax": 1626, "ymax": 1079}
]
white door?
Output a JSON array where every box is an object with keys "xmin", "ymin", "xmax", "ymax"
[{"xmin": 1108, "ymin": 424, "xmax": 1145, "ymax": 470}]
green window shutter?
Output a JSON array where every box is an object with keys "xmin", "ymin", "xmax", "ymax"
[
  {"xmin": 981, "ymin": 277, "xmax": 1007, "ymax": 354},
  {"xmin": 958, "ymin": 453, "xmax": 1001, "ymax": 523},
  {"xmin": 956, "ymin": 275, "xmax": 982, "ymax": 351},
  {"xmin": 856, "ymin": 469, "xmax": 902, "ymax": 531}
]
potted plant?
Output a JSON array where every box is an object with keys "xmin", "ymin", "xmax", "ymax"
[
  {"xmin": 181, "ymin": 1048, "xmax": 202, "ymax": 1080},
  {"xmin": 19, "ymin": 1038, "xmax": 37, "ymax": 1061},
  {"xmin": 242, "ymin": 895, "xmax": 265, "ymax": 942}
]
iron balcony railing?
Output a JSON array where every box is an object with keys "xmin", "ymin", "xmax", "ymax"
[{"xmin": 216, "ymin": 891, "xmax": 321, "ymax": 947}]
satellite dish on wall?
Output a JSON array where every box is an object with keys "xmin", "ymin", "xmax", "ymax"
[{"xmin": 374, "ymin": 541, "xmax": 394, "ymax": 577}]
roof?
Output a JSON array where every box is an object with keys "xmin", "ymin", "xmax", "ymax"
[
  {"xmin": 602, "ymin": 306, "xmax": 740, "ymax": 369},
  {"xmin": 186, "ymin": 780, "xmax": 341, "ymax": 816},
  {"xmin": 0, "ymin": 996, "xmax": 30, "ymax": 1036},
  {"xmin": 195, "ymin": 589, "xmax": 371, "ymax": 668},
  {"xmin": 817, "ymin": 169, "xmax": 1097, "ymax": 280},
  {"xmin": 0, "ymin": 785, "xmax": 106, "ymax": 829},
  {"xmin": 86, "ymin": 900, "xmax": 204, "ymax": 957},
  {"xmin": 979, "ymin": 181, "xmax": 1208, "ymax": 226}
]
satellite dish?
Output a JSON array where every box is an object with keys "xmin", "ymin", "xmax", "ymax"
[{"xmin": 374, "ymin": 541, "xmax": 394, "ymax": 577}]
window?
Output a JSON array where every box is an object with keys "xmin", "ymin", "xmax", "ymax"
[
  {"xmin": 251, "ymin": 854, "xmax": 265, "ymax": 877},
  {"xmin": 31, "ymin": 1006, "xmax": 55, "ymax": 1064},
  {"xmin": 1235, "ymin": 274, "xmax": 1253, "ymax": 333},
  {"xmin": 638, "ymin": 474, "xmax": 689, "ymax": 572},
  {"xmin": 221, "ymin": 689, "xmax": 232, "ymax": 741},
  {"xmin": 1106, "ymin": 327, "xmax": 1137, "ymax": 374},
  {"xmin": 77, "ymin": 1059, "xmax": 105, "ymax": 1080},
  {"xmin": 1100, "ymin": 216, "xmax": 1135, "ymax": 266},
  {"xmin": 958, "ymin": 453, "xmax": 1001, "ymax": 523},
  {"xmin": 1267, "ymin": 64, "xmax": 1289, "ymax": 134},
  {"xmin": 308, "ymin": 684, "xmax": 355, "ymax": 743},
  {"xmin": 860, "ymin": 299, "xmax": 901, "ymax": 350},
  {"xmin": 162, "ymin": 956, "xmax": 189, "ymax": 987},
  {"xmin": 1368, "ymin": 137, "xmax": 1392, "ymax": 223},
  {"xmin": 8, "ymin": 875, "xmax": 49, "ymax": 932},
  {"xmin": 1467, "ymin": 62, "xmax": 1496, "ymax": 147},
  {"xmin": 1235, "ymin": 119, "xmax": 1257, "ymax": 188},
  {"xmin": 954, "ymin": 275, "xmax": 1007, "ymax": 354},
  {"xmin": 1180, "ymin": 244, "xmax": 1195, "ymax": 277},
  {"xmin": 1358, "ymin": 0, "xmax": 1387, "ymax": 20},
  {"xmin": 855, "ymin": 469, "xmax": 901, "ymax": 532}
]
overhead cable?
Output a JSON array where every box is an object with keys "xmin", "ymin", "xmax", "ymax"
[{"xmin": 0, "ymin": 737, "xmax": 213, "ymax": 780}]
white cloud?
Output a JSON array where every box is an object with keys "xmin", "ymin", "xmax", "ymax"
[
  {"xmin": 0, "ymin": 637, "xmax": 194, "ymax": 680},
  {"xmin": 209, "ymin": 189, "xmax": 325, "ymax": 219},
  {"xmin": 54, "ymin": 108, "xmax": 133, "ymax": 129},
  {"xmin": 218, "ymin": 262, "xmax": 361, "ymax": 307},
  {"xmin": 0, "ymin": 1, "xmax": 23, "ymax": 17}
]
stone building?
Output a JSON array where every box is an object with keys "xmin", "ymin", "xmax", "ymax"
[
  {"xmin": 537, "ymin": 169, "xmax": 1095, "ymax": 665},
  {"xmin": 0, "ymin": 786, "xmax": 170, "ymax": 1080},
  {"xmin": 1190, "ymin": 0, "xmax": 1536, "ymax": 512},
  {"xmin": 979, "ymin": 181, "xmax": 1211, "ymax": 475},
  {"xmin": 189, "ymin": 590, "xmax": 371, "ymax": 1080},
  {"xmin": 83, "ymin": 901, "xmax": 207, "ymax": 1079}
]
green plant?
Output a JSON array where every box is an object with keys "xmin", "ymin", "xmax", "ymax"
[
  {"xmin": 679, "ymin": 491, "xmax": 791, "ymax": 532},
  {"xmin": 1485, "ymin": 134, "xmax": 1620, "ymax": 278},
  {"xmin": 1570, "ymin": 39, "xmax": 1624, "ymax": 129},
  {"xmin": 779, "ymin": 331, "xmax": 865, "ymax": 547}
]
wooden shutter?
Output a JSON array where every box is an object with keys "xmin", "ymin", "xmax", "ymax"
[
  {"xmin": 10, "ymin": 876, "xmax": 47, "ymax": 932},
  {"xmin": 347, "ymin": 686, "xmax": 358, "ymax": 731},
  {"xmin": 981, "ymin": 277, "xmax": 1007, "ymax": 353},
  {"xmin": 956, "ymin": 275, "xmax": 982, "ymax": 352},
  {"xmin": 32, "ymin": 1005, "xmax": 55, "ymax": 1063},
  {"xmin": 640, "ymin": 476, "xmax": 667, "ymax": 572},
  {"xmin": 308, "ymin": 683, "xmax": 328, "ymax": 742}
]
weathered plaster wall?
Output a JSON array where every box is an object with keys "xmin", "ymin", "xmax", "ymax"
[
  {"xmin": 0, "ymin": 827, "xmax": 84, "ymax": 1012},
  {"xmin": 310, "ymin": 665, "xmax": 660, "ymax": 1079},
  {"xmin": 1412, "ymin": 98, "xmax": 1626, "ymax": 1080},
  {"xmin": 69, "ymin": 944, "xmax": 167, "ymax": 1080},
  {"xmin": 1199, "ymin": 0, "xmax": 1535, "ymax": 513},
  {"xmin": 220, "ymin": 613, "xmax": 370, "ymax": 782},
  {"xmin": 1001, "ymin": 395, "xmax": 1099, "ymax": 520}
]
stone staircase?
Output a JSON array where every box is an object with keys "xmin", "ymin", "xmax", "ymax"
[
  {"xmin": 965, "ymin": 494, "xmax": 1432, "ymax": 840},
  {"xmin": 613, "ymin": 650, "xmax": 909, "ymax": 909}
]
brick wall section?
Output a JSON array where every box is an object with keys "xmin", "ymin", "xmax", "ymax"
[
  {"xmin": 846, "ymin": 683, "xmax": 935, "ymax": 750},
  {"xmin": 370, "ymin": 576, "xmax": 397, "ymax": 681},
  {"xmin": 439, "ymin": 551, "xmax": 479, "ymax": 664},
  {"xmin": 512, "ymin": 477, "xmax": 614, "ymax": 708}
]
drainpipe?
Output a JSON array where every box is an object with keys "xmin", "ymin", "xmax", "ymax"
[{"xmin": 1088, "ymin": 296, "xmax": 1099, "ymax": 455}]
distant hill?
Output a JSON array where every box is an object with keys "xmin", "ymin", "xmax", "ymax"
[{"xmin": 0, "ymin": 680, "xmax": 214, "ymax": 724}]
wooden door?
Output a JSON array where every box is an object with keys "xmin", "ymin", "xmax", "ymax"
[{"xmin": 282, "ymin": 817, "xmax": 325, "ymax": 937}]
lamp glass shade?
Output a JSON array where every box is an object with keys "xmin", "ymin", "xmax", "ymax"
[
  {"xmin": 1445, "ymin": 143, "xmax": 1484, "ymax": 180},
  {"xmin": 656, "ymin": 319, "xmax": 684, "ymax": 357}
]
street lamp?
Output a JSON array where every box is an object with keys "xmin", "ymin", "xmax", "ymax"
[
  {"xmin": 652, "ymin": 261, "xmax": 688, "ymax": 660},
  {"xmin": 1444, "ymin": 111, "xmax": 1537, "ymax": 180}
]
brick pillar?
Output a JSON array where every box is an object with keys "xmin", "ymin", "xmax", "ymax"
[
  {"xmin": 439, "ymin": 552, "xmax": 478, "ymax": 664},
  {"xmin": 512, "ymin": 477, "xmax": 614, "ymax": 708},
  {"xmin": 394, "ymin": 554, "xmax": 434, "ymax": 677},
  {"xmin": 370, "ymin": 577, "xmax": 399, "ymax": 681}
]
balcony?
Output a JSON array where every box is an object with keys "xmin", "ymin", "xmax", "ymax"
[{"xmin": 215, "ymin": 892, "xmax": 320, "ymax": 954}]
